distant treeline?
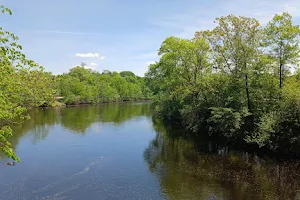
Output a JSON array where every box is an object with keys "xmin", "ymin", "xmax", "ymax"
[{"xmin": 56, "ymin": 67, "xmax": 151, "ymax": 105}]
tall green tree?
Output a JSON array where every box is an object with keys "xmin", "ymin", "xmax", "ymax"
[
  {"xmin": 202, "ymin": 15, "xmax": 262, "ymax": 113},
  {"xmin": 264, "ymin": 12, "xmax": 300, "ymax": 89}
]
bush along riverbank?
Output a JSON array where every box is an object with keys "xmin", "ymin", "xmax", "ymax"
[{"xmin": 145, "ymin": 13, "xmax": 300, "ymax": 156}]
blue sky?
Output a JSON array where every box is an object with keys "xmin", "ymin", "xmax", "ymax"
[{"xmin": 1, "ymin": 0, "xmax": 300, "ymax": 76}]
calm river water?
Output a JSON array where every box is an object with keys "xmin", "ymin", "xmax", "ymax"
[{"xmin": 0, "ymin": 102, "xmax": 300, "ymax": 200}]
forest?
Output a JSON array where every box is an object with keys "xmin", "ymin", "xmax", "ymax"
[
  {"xmin": 56, "ymin": 66, "xmax": 151, "ymax": 105},
  {"xmin": 145, "ymin": 12, "xmax": 300, "ymax": 154}
]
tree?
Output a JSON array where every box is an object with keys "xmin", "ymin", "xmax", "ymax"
[
  {"xmin": 120, "ymin": 71, "xmax": 135, "ymax": 78},
  {"xmin": 201, "ymin": 15, "xmax": 262, "ymax": 113},
  {"xmin": 264, "ymin": 12, "xmax": 300, "ymax": 89},
  {"xmin": 145, "ymin": 36, "xmax": 211, "ymax": 120},
  {"xmin": 0, "ymin": 6, "xmax": 55, "ymax": 161},
  {"xmin": 69, "ymin": 66, "xmax": 92, "ymax": 82},
  {"xmin": 158, "ymin": 36, "xmax": 210, "ymax": 86},
  {"xmin": 111, "ymin": 72, "xmax": 129, "ymax": 100},
  {"xmin": 102, "ymin": 69, "xmax": 112, "ymax": 76}
]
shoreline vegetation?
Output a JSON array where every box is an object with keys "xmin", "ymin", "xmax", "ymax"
[
  {"xmin": 44, "ymin": 99, "xmax": 152, "ymax": 108},
  {"xmin": 1, "ymin": 4, "xmax": 300, "ymax": 161},
  {"xmin": 145, "ymin": 13, "xmax": 300, "ymax": 157},
  {"xmin": 54, "ymin": 67, "xmax": 152, "ymax": 106}
]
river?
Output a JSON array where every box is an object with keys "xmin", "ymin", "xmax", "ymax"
[{"xmin": 0, "ymin": 102, "xmax": 300, "ymax": 200}]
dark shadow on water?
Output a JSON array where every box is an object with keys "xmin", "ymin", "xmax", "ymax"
[{"xmin": 144, "ymin": 118, "xmax": 300, "ymax": 200}]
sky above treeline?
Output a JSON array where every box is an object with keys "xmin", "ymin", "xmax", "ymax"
[{"xmin": 1, "ymin": 0, "xmax": 300, "ymax": 76}]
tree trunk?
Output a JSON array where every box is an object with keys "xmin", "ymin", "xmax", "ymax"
[
  {"xmin": 194, "ymin": 68, "xmax": 197, "ymax": 85},
  {"xmin": 245, "ymin": 74, "xmax": 251, "ymax": 112},
  {"xmin": 279, "ymin": 63, "xmax": 283, "ymax": 89},
  {"xmin": 193, "ymin": 65, "xmax": 198, "ymax": 85}
]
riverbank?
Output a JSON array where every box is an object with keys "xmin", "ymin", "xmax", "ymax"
[{"xmin": 44, "ymin": 99, "xmax": 152, "ymax": 108}]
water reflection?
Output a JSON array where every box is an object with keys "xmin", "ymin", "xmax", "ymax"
[
  {"xmin": 9, "ymin": 102, "xmax": 151, "ymax": 147},
  {"xmin": 144, "ymin": 118, "xmax": 300, "ymax": 200},
  {"xmin": 0, "ymin": 102, "xmax": 158, "ymax": 200},
  {"xmin": 60, "ymin": 103, "xmax": 151, "ymax": 134},
  {"xmin": 11, "ymin": 108, "xmax": 59, "ymax": 148}
]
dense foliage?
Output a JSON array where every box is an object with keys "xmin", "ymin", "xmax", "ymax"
[
  {"xmin": 146, "ymin": 13, "xmax": 300, "ymax": 153},
  {"xmin": 0, "ymin": 7, "xmax": 55, "ymax": 161},
  {"xmin": 56, "ymin": 67, "xmax": 151, "ymax": 105}
]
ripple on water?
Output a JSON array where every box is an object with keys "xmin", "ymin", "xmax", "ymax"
[{"xmin": 0, "ymin": 157, "xmax": 109, "ymax": 200}]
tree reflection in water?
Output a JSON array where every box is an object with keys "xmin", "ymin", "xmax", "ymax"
[
  {"xmin": 144, "ymin": 118, "xmax": 300, "ymax": 200},
  {"xmin": 7, "ymin": 102, "xmax": 151, "ymax": 150}
]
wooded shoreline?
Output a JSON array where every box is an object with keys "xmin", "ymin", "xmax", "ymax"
[
  {"xmin": 40, "ymin": 99, "xmax": 152, "ymax": 108},
  {"xmin": 2, "ymin": 5, "xmax": 300, "ymax": 160},
  {"xmin": 145, "ymin": 13, "xmax": 300, "ymax": 155}
]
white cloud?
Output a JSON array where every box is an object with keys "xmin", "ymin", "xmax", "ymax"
[
  {"xmin": 90, "ymin": 62, "xmax": 98, "ymax": 66},
  {"xmin": 75, "ymin": 53, "xmax": 101, "ymax": 58},
  {"xmin": 100, "ymin": 56, "xmax": 106, "ymax": 60},
  {"xmin": 84, "ymin": 65, "xmax": 97, "ymax": 70},
  {"xmin": 145, "ymin": 61, "xmax": 156, "ymax": 66},
  {"xmin": 85, "ymin": 62, "xmax": 100, "ymax": 70}
]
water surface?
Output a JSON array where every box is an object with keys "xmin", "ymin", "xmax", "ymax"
[{"xmin": 0, "ymin": 103, "xmax": 300, "ymax": 200}]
